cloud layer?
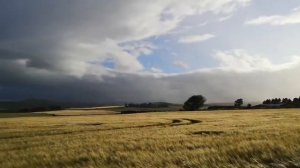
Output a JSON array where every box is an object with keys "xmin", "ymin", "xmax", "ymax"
[
  {"xmin": 2, "ymin": 0, "xmax": 300, "ymax": 103},
  {"xmin": 2, "ymin": 48, "xmax": 300, "ymax": 103}
]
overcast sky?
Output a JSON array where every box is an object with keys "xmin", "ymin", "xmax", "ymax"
[{"xmin": 1, "ymin": 0, "xmax": 300, "ymax": 103}]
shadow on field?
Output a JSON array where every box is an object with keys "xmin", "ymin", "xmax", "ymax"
[
  {"xmin": 0, "ymin": 112, "xmax": 51, "ymax": 118},
  {"xmin": 192, "ymin": 131, "xmax": 225, "ymax": 136},
  {"xmin": 170, "ymin": 118, "xmax": 202, "ymax": 127},
  {"xmin": 77, "ymin": 123, "xmax": 103, "ymax": 126}
]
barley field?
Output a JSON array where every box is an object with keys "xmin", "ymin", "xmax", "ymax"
[{"xmin": 0, "ymin": 109, "xmax": 300, "ymax": 168}]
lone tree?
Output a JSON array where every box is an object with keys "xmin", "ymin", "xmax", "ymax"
[
  {"xmin": 247, "ymin": 104, "xmax": 252, "ymax": 109},
  {"xmin": 234, "ymin": 98, "xmax": 243, "ymax": 108},
  {"xmin": 183, "ymin": 95, "xmax": 206, "ymax": 111}
]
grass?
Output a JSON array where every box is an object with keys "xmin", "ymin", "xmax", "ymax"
[
  {"xmin": 110, "ymin": 105, "xmax": 183, "ymax": 114},
  {"xmin": 0, "ymin": 109, "xmax": 300, "ymax": 168}
]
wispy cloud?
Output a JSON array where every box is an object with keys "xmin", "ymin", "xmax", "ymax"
[
  {"xmin": 214, "ymin": 49, "xmax": 300, "ymax": 72},
  {"xmin": 173, "ymin": 61, "xmax": 190, "ymax": 69},
  {"xmin": 246, "ymin": 7, "xmax": 300, "ymax": 25},
  {"xmin": 150, "ymin": 67, "xmax": 163, "ymax": 73},
  {"xmin": 178, "ymin": 34, "xmax": 215, "ymax": 43},
  {"xmin": 218, "ymin": 15, "xmax": 233, "ymax": 22}
]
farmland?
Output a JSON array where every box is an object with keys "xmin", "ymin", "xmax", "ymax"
[{"xmin": 0, "ymin": 109, "xmax": 300, "ymax": 168}]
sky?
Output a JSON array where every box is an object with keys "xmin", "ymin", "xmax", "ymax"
[{"xmin": 1, "ymin": 0, "xmax": 300, "ymax": 103}]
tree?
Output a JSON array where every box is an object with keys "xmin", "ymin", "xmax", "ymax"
[
  {"xmin": 247, "ymin": 104, "xmax": 252, "ymax": 109},
  {"xmin": 183, "ymin": 95, "xmax": 206, "ymax": 111},
  {"xmin": 234, "ymin": 99, "xmax": 243, "ymax": 108},
  {"xmin": 293, "ymin": 98, "xmax": 299, "ymax": 105},
  {"xmin": 282, "ymin": 98, "xmax": 292, "ymax": 104},
  {"xmin": 263, "ymin": 99, "xmax": 271, "ymax": 104}
]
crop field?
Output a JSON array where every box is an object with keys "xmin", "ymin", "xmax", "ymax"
[{"xmin": 0, "ymin": 109, "xmax": 300, "ymax": 168}]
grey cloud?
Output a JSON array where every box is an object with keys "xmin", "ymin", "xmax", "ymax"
[{"xmin": 0, "ymin": 0, "xmax": 250, "ymax": 75}]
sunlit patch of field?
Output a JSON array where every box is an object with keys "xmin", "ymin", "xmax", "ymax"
[{"xmin": 0, "ymin": 109, "xmax": 300, "ymax": 168}]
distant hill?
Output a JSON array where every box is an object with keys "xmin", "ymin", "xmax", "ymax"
[{"xmin": 0, "ymin": 99, "xmax": 122, "ymax": 112}]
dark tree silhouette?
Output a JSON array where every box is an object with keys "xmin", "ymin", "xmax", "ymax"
[
  {"xmin": 183, "ymin": 95, "xmax": 206, "ymax": 111},
  {"xmin": 282, "ymin": 98, "xmax": 292, "ymax": 104},
  {"xmin": 262, "ymin": 96, "xmax": 300, "ymax": 108},
  {"xmin": 263, "ymin": 99, "xmax": 271, "ymax": 104},
  {"xmin": 234, "ymin": 99, "xmax": 243, "ymax": 108},
  {"xmin": 247, "ymin": 104, "xmax": 252, "ymax": 109}
]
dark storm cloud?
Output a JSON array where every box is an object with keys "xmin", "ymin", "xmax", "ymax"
[{"xmin": 1, "ymin": 59, "xmax": 300, "ymax": 103}]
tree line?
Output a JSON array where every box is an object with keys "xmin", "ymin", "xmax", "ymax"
[
  {"xmin": 183, "ymin": 95, "xmax": 300, "ymax": 111},
  {"xmin": 183, "ymin": 95, "xmax": 247, "ymax": 111},
  {"xmin": 262, "ymin": 97, "xmax": 300, "ymax": 107},
  {"xmin": 123, "ymin": 95, "xmax": 300, "ymax": 112}
]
